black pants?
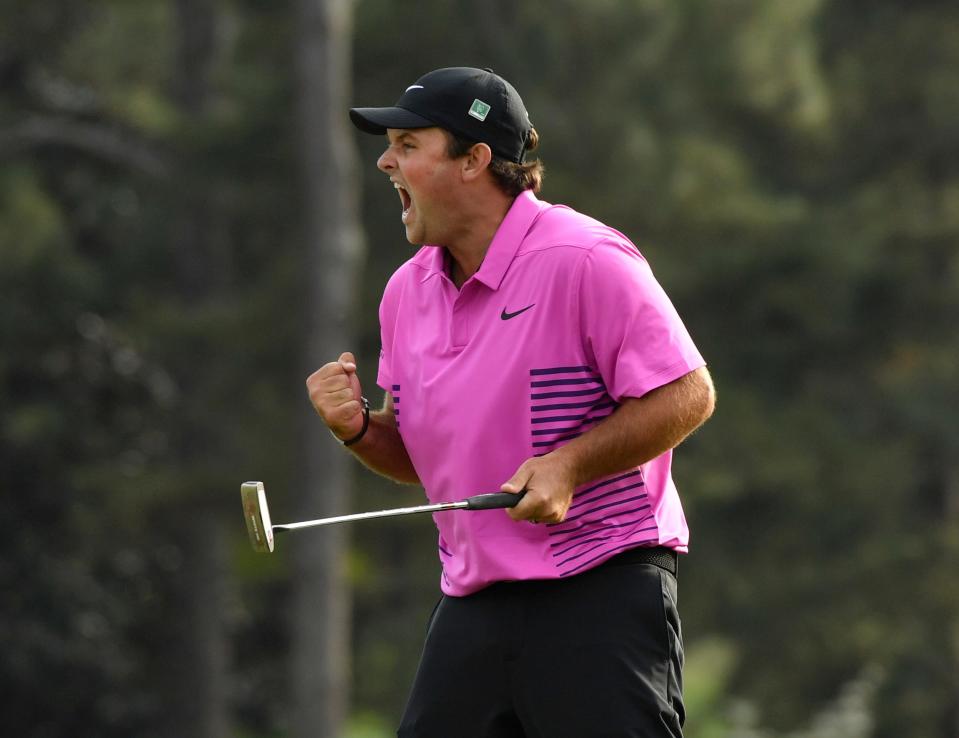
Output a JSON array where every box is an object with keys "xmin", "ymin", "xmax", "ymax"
[{"xmin": 397, "ymin": 548, "xmax": 684, "ymax": 738}]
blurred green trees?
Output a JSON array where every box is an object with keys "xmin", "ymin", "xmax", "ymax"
[{"xmin": 1, "ymin": 0, "xmax": 957, "ymax": 736}]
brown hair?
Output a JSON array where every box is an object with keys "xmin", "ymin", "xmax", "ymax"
[{"xmin": 445, "ymin": 128, "xmax": 545, "ymax": 196}]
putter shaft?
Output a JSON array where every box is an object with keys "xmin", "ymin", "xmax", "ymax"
[{"xmin": 274, "ymin": 499, "xmax": 470, "ymax": 532}]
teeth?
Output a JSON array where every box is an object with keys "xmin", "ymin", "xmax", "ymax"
[
  {"xmin": 390, "ymin": 179, "xmax": 413, "ymax": 224},
  {"xmin": 392, "ymin": 181, "xmax": 412, "ymax": 223}
]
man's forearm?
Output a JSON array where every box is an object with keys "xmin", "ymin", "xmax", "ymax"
[
  {"xmin": 343, "ymin": 401, "xmax": 421, "ymax": 485},
  {"xmin": 551, "ymin": 366, "xmax": 716, "ymax": 488}
]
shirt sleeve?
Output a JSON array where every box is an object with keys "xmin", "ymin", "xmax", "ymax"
[
  {"xmin": 576, "ymin": 237, "xmax": 705, "ymax": 401},
  {"xmin": 376, "ymin": 269, "xmax": 402, "ymax": 392}
]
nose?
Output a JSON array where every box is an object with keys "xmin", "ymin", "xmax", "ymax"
[{"xmin": 377, "ymin": 143, "xmax": 396, "ymax": 173}]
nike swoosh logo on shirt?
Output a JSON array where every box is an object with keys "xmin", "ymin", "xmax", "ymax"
[{"xmin": 501, "ymin": 304, "xmax": 535, "ymax": 321}]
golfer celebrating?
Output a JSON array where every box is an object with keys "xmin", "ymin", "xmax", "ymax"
[{"xmin": 308, "ymin": 67, "xmax": 715, "ymax": 738}]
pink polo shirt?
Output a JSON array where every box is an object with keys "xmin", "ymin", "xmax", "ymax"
[{"xmin": 377, "ymin": 190, "xmax": 705, "ymax": 596}]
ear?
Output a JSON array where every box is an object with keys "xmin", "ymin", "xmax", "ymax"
[{"xmin": 461, "ymin": 143, "xmax": 493, "ymax": 182}]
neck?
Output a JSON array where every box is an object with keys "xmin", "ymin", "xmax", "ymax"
[{"xmin": 445, "ymin": 190, "xmax": 514, "ymax": 287}]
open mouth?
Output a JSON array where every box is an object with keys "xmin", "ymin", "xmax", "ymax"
[{"xmin": 394, "ymin": 181, "xmax": 412, "ymax": 223}]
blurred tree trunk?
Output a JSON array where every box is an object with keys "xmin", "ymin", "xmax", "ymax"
[
  {"xmin": 165, "ymin": 2, "xmax": 231, "ymax": 737},
  {"xmin": 291, "ymin": 1, "xmax": 364, "ymax": 737}
]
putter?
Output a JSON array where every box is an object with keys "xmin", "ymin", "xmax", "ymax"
[{"xmin": 241, "ymin": 481, "xmax": 524, "ymax": 553}]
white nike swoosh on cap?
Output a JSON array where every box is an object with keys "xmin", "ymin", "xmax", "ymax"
[{"xmin": 405, "ymin": 85, "xmax": 424, "ymax": 92}]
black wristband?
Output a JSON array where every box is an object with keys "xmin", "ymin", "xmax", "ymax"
[{"xmin": 342, "ymin": 396, "xmax": 370, "ymax": 447}]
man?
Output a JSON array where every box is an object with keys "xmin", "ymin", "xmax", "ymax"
[{"xmin": 307, "ymin": 67, "xmax": 715, "ymax": 738}]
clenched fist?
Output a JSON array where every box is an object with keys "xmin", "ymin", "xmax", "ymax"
[{"xmin": 306, "ymin": 351, "xmax": 365, "ymax": 441}]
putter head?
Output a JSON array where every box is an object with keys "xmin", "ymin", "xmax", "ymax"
[{"xmin": 241, "ymin": 481, "xmax": 275, "ymax": 553}]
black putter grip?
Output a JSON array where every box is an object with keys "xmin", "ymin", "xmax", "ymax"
[{"xmin": 464, "ymin": 492, "xmax": 525, "ymax": 510}]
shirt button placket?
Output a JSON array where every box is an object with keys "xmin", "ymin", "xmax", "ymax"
[{"xmin": 451, "ymin": 290, "xmax": 470, "ymax": 350}]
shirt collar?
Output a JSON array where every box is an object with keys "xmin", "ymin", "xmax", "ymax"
[
  {"xmin": 472, "ymin": 190, "xmax": 546, "ymax": 291},
  {"xmin": 410, "ymin": 190, "xmax": 547, "ymax": 289}
]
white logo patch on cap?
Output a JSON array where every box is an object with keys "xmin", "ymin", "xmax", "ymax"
[{"xmin": 468, "ymin": 99, "xmax": 491, "ymax": 121}]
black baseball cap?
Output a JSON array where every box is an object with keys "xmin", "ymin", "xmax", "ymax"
[{"xmin": 350, "ymin": 67, "xmax": 533, "ymax": 163}]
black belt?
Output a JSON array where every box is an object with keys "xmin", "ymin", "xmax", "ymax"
[{"xmin": 605, "ymin": 545, "xmax": 678, "ymax": 577}]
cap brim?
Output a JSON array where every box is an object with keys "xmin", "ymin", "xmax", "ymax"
[{"xmin": 349, "ymin": 107, "xmax": 436, "ymax": 135}]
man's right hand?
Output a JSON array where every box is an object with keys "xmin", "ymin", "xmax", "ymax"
[{"xmin": 306, "ymin": 351, "xmax": 365, "ymax": 441}]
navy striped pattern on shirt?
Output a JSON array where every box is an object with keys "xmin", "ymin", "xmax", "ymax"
[
  {"xmin": 529, "ymin": 366, "xmax": 615, "ymax": 455},
  {"xmin": 530, "ymin": 366, "xmax": 655, "ymax": 577},
  {"xmin": 391, "ymin": 384, "xmax": 401, "ymax": 429},
  {"xmin": 437, "ymin": 538, "xmax": 452, "ymax": 588}
]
